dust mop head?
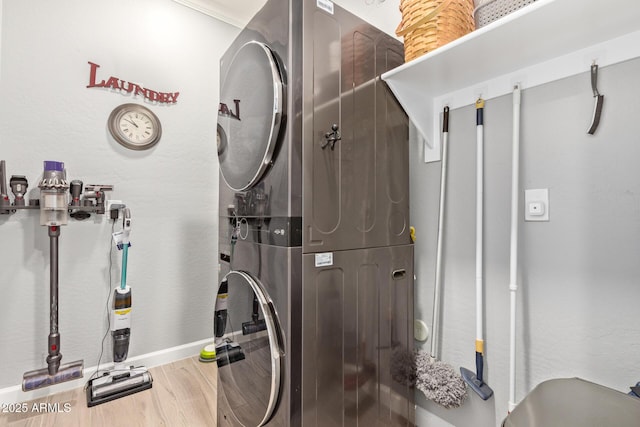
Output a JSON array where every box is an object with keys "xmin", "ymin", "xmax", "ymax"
[
  {"xmin": 390, "ymin": 348, "xmax": 417, "ymax": 387},
  {"xmin": 415, "ymin": 351, "xmax": 467, "ymax": 408}
]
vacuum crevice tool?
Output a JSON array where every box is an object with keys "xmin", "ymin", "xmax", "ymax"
[{"xmin": 587, "ymin": 63, "xmax": 604, "ymax": 135}]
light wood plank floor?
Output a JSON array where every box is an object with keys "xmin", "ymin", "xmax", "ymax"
[{"xmin": 0, "ymin": 356, "xmax": 218, "ymax": 427}]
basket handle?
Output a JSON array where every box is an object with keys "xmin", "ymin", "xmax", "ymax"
[
  {"xmin": 396, "ymin": 0, "xmax": 456, "ymax": 37},
  {"xmin": 472, "ymin": 0, "xmax": 498, "ymax": 18}
]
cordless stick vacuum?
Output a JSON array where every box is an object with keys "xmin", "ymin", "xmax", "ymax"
[
  {"xmin": 86, "ymin": 208, "xmax": 152, "ymax": 407},
  {"xmin": 22, "ymin": 161, "xmax": 84, "ymax": 391}
]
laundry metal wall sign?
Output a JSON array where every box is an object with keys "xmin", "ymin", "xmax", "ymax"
[
  {"xmin": 218, "ymin": 99, "xmax": 241, "ymax": 120},
  {"xmin": 86, "ymin": 62, "xmax": 180, "ymax": 104}
]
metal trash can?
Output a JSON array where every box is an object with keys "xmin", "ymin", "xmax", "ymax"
[{"xmin": 503, "ymin": 378, "xmax": 640, "ymax": 427}]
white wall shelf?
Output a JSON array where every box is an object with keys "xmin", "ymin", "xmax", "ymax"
[{"xmin": 382, "ymin": 0, "xmax": 640, "ymax": 162}]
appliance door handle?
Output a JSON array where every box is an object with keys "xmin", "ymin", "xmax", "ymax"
[
  {"xmin": 392, "ymin": 269, "xmax": 407, "ymax": 280},
  {"xmin": 322, "ymin": 124, "xmax": 341, "ymax": 150}
]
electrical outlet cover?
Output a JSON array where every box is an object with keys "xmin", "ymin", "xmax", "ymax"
[{"xmin": 525, "ymin": 188, "xmax": 550, "ymax": 221}]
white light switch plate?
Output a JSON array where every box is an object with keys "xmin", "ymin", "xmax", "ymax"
[{"xmin": 525, "ymin": 188, "xmax": 549, "ymax": 221}]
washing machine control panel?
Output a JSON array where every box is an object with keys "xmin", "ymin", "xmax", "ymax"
[{"xmin": 221, "ymin": 215, "xmax": 302, "ymax": 249}]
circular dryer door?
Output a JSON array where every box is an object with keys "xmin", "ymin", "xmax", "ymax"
[
  {"xmin": 217, "ymin": 41, "xmax": 284, "ymax": 191},
  {"xmin": 214, "ymin": 271, "xmax": 283, "ymax": 427}
]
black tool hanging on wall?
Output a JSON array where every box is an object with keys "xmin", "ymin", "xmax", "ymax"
[{"xmin": 587, "ymin": 62, "xmax": 604, "ymax": 135}]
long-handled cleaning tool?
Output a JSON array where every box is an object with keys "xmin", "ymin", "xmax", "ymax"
[
  {"xmin": 415, "ymin": 107, "xmax": 468, "ymax": 409},
  {"xmin": 460, "ymin": 99, "xmax": 494, "ymax": 400},
  {"xmin": 22, "ymin": 225, "xmax": 85, "ymax": 391},
  {"xmin": 508, "ymin": 85, "xmax": 522, "ymax": 412},
  {"xmin": 22, "ymin": 161, "xmax": 84, "ymax": 392},
  {"xmin": 86, "ymin": 208, "xmax": 152, "ymax": 407}
]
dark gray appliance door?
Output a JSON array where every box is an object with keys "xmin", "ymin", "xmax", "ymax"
[
  {"xmin": 218, "ymin": 41, "xmax": 284, "ymax": 191},
  {"xmin": 301, "ymin": 245, "xmax": 415, "ymax": 426},
  {"xmin": 215, "ymin": 270, "xmax": 283, "ymax": 427},
  {"xmin": 302, "ymin": 7, "xmax": 409, "ymax": 253}
]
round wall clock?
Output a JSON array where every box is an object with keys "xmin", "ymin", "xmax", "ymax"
[{"xmin": 108, "ymin": 103, "xmax": 162, "ymax": 150}]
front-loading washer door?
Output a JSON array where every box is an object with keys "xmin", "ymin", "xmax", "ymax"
[
  {"xmin": 215, "ymin": 271, "xmax": 283, "ymax": 427},
  {"xmin": 218, "ymin": 41, "xmax": 284, "ymax": 192}
]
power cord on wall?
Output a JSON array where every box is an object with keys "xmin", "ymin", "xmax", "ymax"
[{"xmin": 84, "ymin": 218, "xmax": 116, "ymax": 389}]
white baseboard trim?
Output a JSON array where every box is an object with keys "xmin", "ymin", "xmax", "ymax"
[{"xmin": 0, "ymin": 337, "xmax": 213, "ymax": 405}]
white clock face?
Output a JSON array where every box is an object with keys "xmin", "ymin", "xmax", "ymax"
[
  {"xmin": 108, "ymin": 104, "xmax": 162, "ymax": 150},
  {"xmin": 119, "ymin": 111, "xmax": 155, "ymax": 144}
]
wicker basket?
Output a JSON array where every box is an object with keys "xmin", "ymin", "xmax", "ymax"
[
  {"xmin": 396, "ymin": 0, "xmax": 475, "ymax": 62},
  {"xmin": 473, "ymin": 0, "xmax": 536, "ymax": 28}
]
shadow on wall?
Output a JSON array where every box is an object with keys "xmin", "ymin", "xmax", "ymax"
[
  {"xmin": 179, "ymin": 218, "xmax": 218, "ymax": 343},
  {"xmin": 26, "ymin": 208, "xmax": 49, "ymax": 365}
]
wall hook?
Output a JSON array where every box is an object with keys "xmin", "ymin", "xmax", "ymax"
[{"xmin": 587, "ymin": 62, "xmax": 604, "ymax": 135}]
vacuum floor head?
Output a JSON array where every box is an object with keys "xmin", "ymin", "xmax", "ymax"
[
  {"xmin": 86, "ymin": 367, "xmax": 152, "ymax": 407},
  {"xmin": 460, "ymin": 367, "xmax": 494, "ymax": 400},
  {"xmin": 22, "ymin": 360, "xmax": 84, "ymax": 392},
  {"xmin": 216, "ymin": 342, "xmax": 245, "ymax": 368},
  {"xmin": 242, "ymin": 319, "xmax": 266, "ymax": 335}
]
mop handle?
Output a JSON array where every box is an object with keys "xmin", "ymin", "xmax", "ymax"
[
  {"xmin": 120, "ymin": 243, "xmax": 128, "ymax": 290},
  {"xmin": 475, "ymin": 98, "xmax": 485, "ymax": 381},
  {"xmin": 475, "ymin": 98, "xmax": 484, "ymax": 345},
  {"xmin": 509, "ymin": 85, "xmax": 522, "ymax": 412},
  {"xmin": 430, "ymin": 106, "xmax": 450, "ymax": 359},
  {"xmin": 119, "ymin": 208, "xmax": 131, "ymax": 291},
  {"xmin": 476, "ymin": 350, "xmax": 484, "ymax": 383}
]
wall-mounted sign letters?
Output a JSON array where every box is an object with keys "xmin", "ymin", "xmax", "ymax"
[{"xmin": 86, "ymin": 61, "xmax": 179, "ymax": 104}]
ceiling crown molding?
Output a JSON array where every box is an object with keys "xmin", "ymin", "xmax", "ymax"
[{"xmin": 172, "ymin": 0, "xmax": 265, "ymax": 28}]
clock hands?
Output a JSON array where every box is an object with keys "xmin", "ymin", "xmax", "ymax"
[
  {"xmin": 109, "ymin": 104, "xmax": 161, "ymax": 150},
  {"xmin": 123, "ymin": 117, "xmax": 139, "ymax": 128}
]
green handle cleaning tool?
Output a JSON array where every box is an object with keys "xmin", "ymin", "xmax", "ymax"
[
  {"xmin": 87, "ymin": 207, "xmax": 153, "ymax": 407},
  {"xmin": 120, "ymin": 242, "xmax": 128, "ymax": 290}
]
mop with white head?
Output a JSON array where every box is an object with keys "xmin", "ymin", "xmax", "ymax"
[
  {"xmin": 416, "ymin": 351, "xmax": 468, "ymax": 408},
  {"xmin": 413, "ymin": 107, "xmax": 467, "ymax": 409}
]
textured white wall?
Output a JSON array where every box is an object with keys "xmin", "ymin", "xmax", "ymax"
[
  {"xmin": 4, "ymin": 1, "xmax": 638, "ymax": 426},
  {"xmin": 0, "ymin": 0, "xmax": 238, "ymax": 389},
  {"xmin": 410, "ymin": 58, "xmax": 640, "ymax": 426}
]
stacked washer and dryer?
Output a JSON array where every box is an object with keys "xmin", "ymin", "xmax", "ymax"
[{"xmin": 215, "ymin": 1, "xmax": 414, "ymax": 426}]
